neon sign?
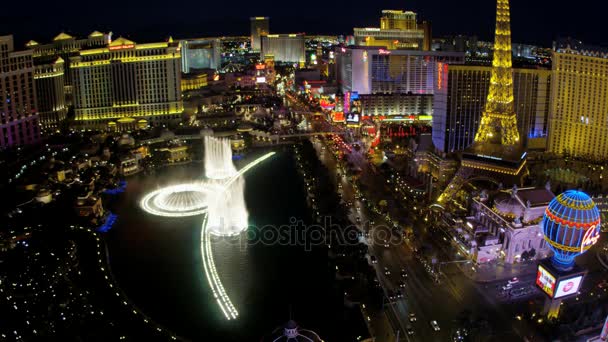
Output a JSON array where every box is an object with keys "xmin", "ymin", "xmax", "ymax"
[
  {"xmin": 109, "ymin": 44, "xmax": 134, "ymax": 51},
  {"xmin": 581, "ymin": 225, "xmax": 600, "ymax": 253},
  {"xmin": 319, "ymin": 99, "xmax": 334, "ymax": 109},
  {"xmin": 344, "ymin": 91, "xmax": 351, "ymax": 114},
  {"xmin": 477, "ymin": 154, "xmax": 503, "ymax": 161},
  {"xmin": 332, "ymin": 111, "xmax": 345, "ymax": 123},
  {"xmin": 379, "ymin": 49, "xmax": 391, "ymax": 55},
  {"xmin": 438, "ymin": 62, "xmax": 443, "ymax": 90}
]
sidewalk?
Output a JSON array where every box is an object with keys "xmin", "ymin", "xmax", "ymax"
[{"xmin": 361, "ymin": 304, "xmax": 398, "ymax": 342}]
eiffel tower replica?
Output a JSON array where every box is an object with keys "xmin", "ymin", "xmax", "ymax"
[{"xmin": 438, "ymin": 0, "xmax": 527, "ymax": 205}]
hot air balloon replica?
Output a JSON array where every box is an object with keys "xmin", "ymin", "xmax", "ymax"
[{"xmin": 536, "ymin": 190, "xmax": 601, "ymax": 318}]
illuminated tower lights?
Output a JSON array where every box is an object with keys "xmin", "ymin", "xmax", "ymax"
[{"xmin": 473, "ymin": 0, "xmax": 521, "ymax": 146}]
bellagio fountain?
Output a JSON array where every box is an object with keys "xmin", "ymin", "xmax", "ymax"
[{"xmin": 140, "ymin": 136, "xmax": 275, "ymax": 319}]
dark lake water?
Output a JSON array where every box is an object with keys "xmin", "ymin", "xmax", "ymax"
[{"xmin": 106, "ymin": 150, "xmax": 342, "ymax": 341}]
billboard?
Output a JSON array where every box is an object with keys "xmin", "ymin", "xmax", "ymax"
[
  {"xmin": 536, "ymin": 265, "xmax": 556, "ymax": 298},
  {"xmin": 346, "ymin": 113, "xmax": 360, "ymax": 124},
  {"xmin": 554, "ymin": 275, "xmax": 583, "ymax": 299},
  {"xmin": 331, "ymin": 112, "xmax": 345, "ymax": 123}
]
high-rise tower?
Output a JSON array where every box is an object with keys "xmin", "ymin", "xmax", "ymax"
[
  {"xmin": 437, "ymin": 0, "xmax": 527, "ymax": 204},
  {"xmin": 474, "ymin": 0, "xmax": 520, "ymax": 146},
  {"xmin": 250, "ymin": 17, "xmax": 269, "ymax": 52}
]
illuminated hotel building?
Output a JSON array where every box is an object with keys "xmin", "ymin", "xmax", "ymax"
[
  {"xmin": 26, "ymin": 32, "xmax": 111, "ymax": 101},
  {"xmin": 359, "ymin": 93, "xmax": 433, "ymax": 118},
  {"xmin": 250, "ymin": 17, "xmax": 270, "ymax": 52},
  {"xmin": 180, "ymin": 39, "xmax": 221, "ymax": 73},
  {"xmin": 0, "ymin": 35, "xmax": 40, "ymax": 148},
  {"xmin": 335, "ymin": 46, "xmax": 463, "ymax": 124},
  {"xmin": 70, "ymin": 37, "xmax": 183, "ymax": 130},
  {"xmin": 547, "ymin": 42, "xmax": 608, "ymax": 159},
  {"xmin": 462, "ymin": 186, "xmax": 554, "ymax": 264},
  {"xmin": 181, "ymin": 73, "xmax": 208, "ymax": 92},
  {"xmin": 34, "ymin": 58, "xmax": 67, "ymax": 130},
  {"xmin": 335, "ymin": 46, "xmax": 464, "ymax": 95},
  {"xmin": 354, "ymin": 10, "xmax": 430, "ymax": 51},
  {"xmin": 432, "ymin": 64, "xmax": 552, "ymax": 153},
  {"xmin": 260, "ymin": 34, "xmax": 305, "ymax": 64}
]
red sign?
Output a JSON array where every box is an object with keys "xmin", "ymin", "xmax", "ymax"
[
  {"xmin": 109, "ymin": 44, "xmax": 134, "ymax": 50},
  {"xmin": 255, "ymin": 64, "xmax": 266, "ymax": 70},
  {"xmin": 332, "ymin": 112, "xmax": 345, "ymax": 123},
  {"xmin": 320, "ymin": 99, "xmax": 334, "ymax": 109},
  {"xmin": 437, "ymin": 62, "xmax": 444, "ymax": 90}
]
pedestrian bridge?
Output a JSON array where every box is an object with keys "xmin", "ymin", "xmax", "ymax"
[{"xmin": 138, "ymin": 130, "xmax": 344, "ymax": 145}]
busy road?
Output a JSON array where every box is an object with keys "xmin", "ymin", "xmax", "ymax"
[{"xmin": 285, "ymin": 91, "xmax": 543, "ymax": 341}]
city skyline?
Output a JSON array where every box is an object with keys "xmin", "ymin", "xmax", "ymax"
[
  {"xmin": 1, "ymin": 0, "xmax": 607, "ymax": 341},
  {"xmin": 1, "ymin": 0, "xmax": 606, "ymax": 47}
]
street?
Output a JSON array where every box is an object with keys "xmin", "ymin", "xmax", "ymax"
[{"xmin": 288, "ymin": 92, "xmax": 539, "ymax": 341}]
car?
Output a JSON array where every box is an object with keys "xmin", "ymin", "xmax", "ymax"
[
  {"xmin": 409, "ymin": 313, "xmax": 417, "ymax": 322},
  {"xmin": 502, "ymin": 284, "xmax": 512, "ymax": 291},
  {"xmin": 370, "ymin": 255, "xmax": 378, "ymax": 264},
  {"xmin": 430, "ymin": 320, "xmax": 441, "ymax": 331},
  {"xmin": 508, "ymin": 277, "xmax": 520, "ymax": 285},
  {"xmin": 406, "ymin": 327, "xmax": 415, "ymax": 335},
  {"xmin": 398, "ymin": 281, "xmax": 406, "ymax": 288},
  {"xmin": 383, "ymin": 241, "xmax": 390, "ymax": 248},
  {"xmin": 388, "ymin": 291, "xmax": 396, "ymax": 301},
  {"xmin": 396, "ymin": 290, "xmax": 404, "ymax": 298},
  {"xmin": 400, "ymin": 269, "xmax": 408, "ymax": 278},
  {"xmin": 384, "ymin": 267, "xmax": 391, "ymax": 276}
]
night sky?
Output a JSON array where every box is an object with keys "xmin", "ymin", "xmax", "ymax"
[{"xmin": 1, "ymin": 0, "xmax": 605, "ymax": 48}]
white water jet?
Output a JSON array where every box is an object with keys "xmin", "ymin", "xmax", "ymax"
[
  {"xmin": 204, "ymin": 136, "xmax": 249, "ymax": 236},
  {"xmin": 204, "ymin": 136, "xmax": 237, "ymax": 180},
  {"xmin": 140, "ymin": 152, "xmax": 275, "ymax": 320},
  {"xmin": 207, "ymin": 176, "xmax": 249, "ymax": 236}
]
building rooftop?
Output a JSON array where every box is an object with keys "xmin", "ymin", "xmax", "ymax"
[
  {"xmin": 109, "ymin": 37, "xmax": 136, "ymax": 47},
  {"xmin": 515, "ymin": 187, "xmax": 555, "ymax": 208},
  {"xmin": 53, "ymin": 32, "xmax": 74, "ymax": 41},
  {"xmin": 89, "ymin": 31, "xmax": 105, "ymax": 38}
]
